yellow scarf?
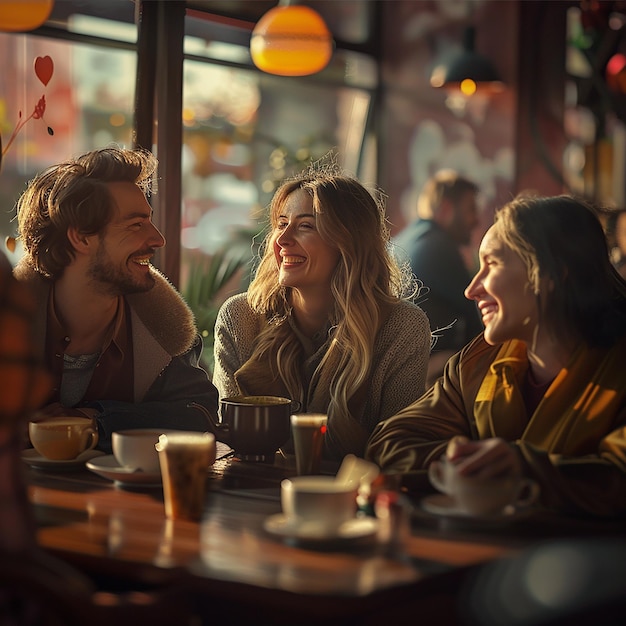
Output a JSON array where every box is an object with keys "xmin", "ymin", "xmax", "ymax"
[{"xmin": 474, "ymin": 336, "xmax": 626, "ymax": 455}]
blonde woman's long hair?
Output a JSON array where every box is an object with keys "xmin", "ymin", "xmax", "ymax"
[{"xmin": 247, "ymin": 160, "xmax": 414, "ymax": 416}]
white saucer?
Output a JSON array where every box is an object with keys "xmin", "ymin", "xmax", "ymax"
[
  {"xmin": 263, "ymin": 513, "xmax": 379, "ymax": 544},
  {"xmin": 420, "ymin": 493, "xmax": 532, "ymax": 523},
  {"xmin": 86, "ymin": 455, "xmax": 162, "ymax": 487},
  {"xmin": 22, "ymin": 448, "xmax": 105, "ymax": 471}
]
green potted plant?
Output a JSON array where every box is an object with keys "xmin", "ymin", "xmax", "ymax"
[{"xmin": 182, "ymin": 225, "xmax": 260, "ymax": 374}]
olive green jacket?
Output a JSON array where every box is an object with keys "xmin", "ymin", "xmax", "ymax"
[{"xmin": 366, "ymin": 334, "xmax": 626, "ymax": 518}]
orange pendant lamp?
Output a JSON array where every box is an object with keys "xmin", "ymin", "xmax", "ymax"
[
  {"xmin": 0, "ymin": 0, "xmax": 54, "ymax": 32},
  {"xmin": 250, "ymin": 2, "xmax": 333, "ymax": 77}
]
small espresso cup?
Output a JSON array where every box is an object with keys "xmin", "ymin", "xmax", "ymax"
[
  {"xmin": 112, "ymin": 429, "xmax": 167, "ymax": 473},
  {"xmin": 281, "ymin": 475, "xmax": 357, "ymax": 534},
  {"xmin": 28, "ymin": 416, "xmax": 99, "ymax": 461},
  {"xmin": 290, "ymin": 413, "xmax": 327, "ymax": 475},
  {"xmin": 428, "ymin": 457, "xmax": 539, "ymax": 516}
]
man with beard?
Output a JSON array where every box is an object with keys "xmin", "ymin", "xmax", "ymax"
[
  {"xmin": 13, "ymin": 147, "xmax": 218, "ymax": 452},
  {"xmin": 394, "ymin": 169, "xmax": 483, "ymax": 385}
]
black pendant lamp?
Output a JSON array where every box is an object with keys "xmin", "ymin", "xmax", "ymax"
[{"xmin": 430, "ymin": 26, "xmax": 504, "ymax": 97}]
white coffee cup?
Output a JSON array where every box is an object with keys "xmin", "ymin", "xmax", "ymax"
[
  {"xmin": 428, "ymin": 457, "xmax": 539, "ymax": 516},
  {"xmin": 281, "ymin": 475, "xmax": 357, "ymax": 533},
  {"xmin": 112, "ymin": 429, "xmax": 183, "ymax": 473}
]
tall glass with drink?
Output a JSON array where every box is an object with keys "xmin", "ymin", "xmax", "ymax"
[
  {"xmin": 156, "ymin": 432, "xmax": 216, "ymax": 521},
  {"xmin": 290, "ymin": 413, "xmax": 327, "ymax": 475}
]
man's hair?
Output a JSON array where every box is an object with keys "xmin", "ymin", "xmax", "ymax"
[
  {"xmin": 16, "ymin": 147, "xmax": 157, "ymax": 278},
  {"xmin": 416, "ymin": 169, "xmax": 478, "ymax": 220}
]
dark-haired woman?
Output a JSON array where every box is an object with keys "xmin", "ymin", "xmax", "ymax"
[{"xmin": 367, "ymin": 194, "xmax": 626, "ymax": 517}]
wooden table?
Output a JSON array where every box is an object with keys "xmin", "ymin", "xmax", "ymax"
[{"xmin": 25, "ymin": 452, "xmax": 626, "ymax": 625}]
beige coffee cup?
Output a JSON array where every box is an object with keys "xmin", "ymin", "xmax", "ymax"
[
  {"xmin": 156, "ymin": 432, "xmax": 216, "ymax": 521},
  {"xmin": 28, "ymin": 417, "xmax": 99, "ymax": 461},
  {"xmin": 428, "ymin": 457, "xmax": 539, "ymax": 516},
  {"xmin": 281, "ymin": 475, "xmax": 358, "ymax": 533},
  {"xmin": 290, "ymin": 413, "xmax": 327, "ymax": 475}
]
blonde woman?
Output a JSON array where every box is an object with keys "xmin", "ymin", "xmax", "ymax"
[{"xmin": 213, "ymin": 161, "xmax": 431, "ymax": 461}]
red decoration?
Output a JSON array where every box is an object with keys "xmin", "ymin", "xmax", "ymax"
[
  {"xmin": 606, "ymin": 53, "xmax": 626, "ymax": 94},
  {"xmin": 1, "ymin": 56, "xmax": 55, "ymax": 160},
  {"xmin": 34, "ymin": 55, "xmax": 54, "ymax": 86}
]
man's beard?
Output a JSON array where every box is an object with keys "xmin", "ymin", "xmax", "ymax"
[{"xmin": 88, "ymin": 243, "xmax": 156, "ymax": 296}]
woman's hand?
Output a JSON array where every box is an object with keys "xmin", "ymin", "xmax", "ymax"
[{"xmin": 445, "ymin": 436, "xmax": 522, "ymax": 479}]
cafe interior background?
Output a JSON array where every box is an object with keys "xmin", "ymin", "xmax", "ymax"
[{"xmin": 1, "ymin": 0, "xmax": 625, "ymax": 373}]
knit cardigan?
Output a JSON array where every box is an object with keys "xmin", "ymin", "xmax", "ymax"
[{"xmin": 213, "ymin": 292, "xmax": 431, "ymax": 461}]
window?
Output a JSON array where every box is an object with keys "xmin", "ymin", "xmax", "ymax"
[
  {"xmin": 1, "ymin": 1, "xmax": 378, "ymax": 370},
  {"xmin": 0, "ymin": 32, "xmax": 135, "ymax": 263}
]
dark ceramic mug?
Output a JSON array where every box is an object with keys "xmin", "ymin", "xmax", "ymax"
[{"xmin": 217, "ymin": 395, "xmax": 294, "ymax": 461}]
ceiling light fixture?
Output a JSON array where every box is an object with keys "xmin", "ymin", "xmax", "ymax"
[
  {"xmin": 250, "ymin": 1, "xmax": 333, "ymax": 77},
  {"xmin": 0, "ymin": 0, "xmax": 54, "ymax": 32},
  {"xmin": 430, "ymin": 26, "xmax": 504, "ymax": 97}
]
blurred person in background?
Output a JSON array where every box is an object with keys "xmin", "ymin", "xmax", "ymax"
[
  {"xmin": 213, "ymin": 159, "xmax": 431, "ymax": 461},
  {"xmin": 368, "ymin": 194, "xmax": 626, "ymax": 517},
  {"xmin": 14, "ymin": 147, "xmax": 218, "ymax": 452},
  {"xmin": 394, "ymin": 170, "xmax": 483, "ymax": 386}
]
